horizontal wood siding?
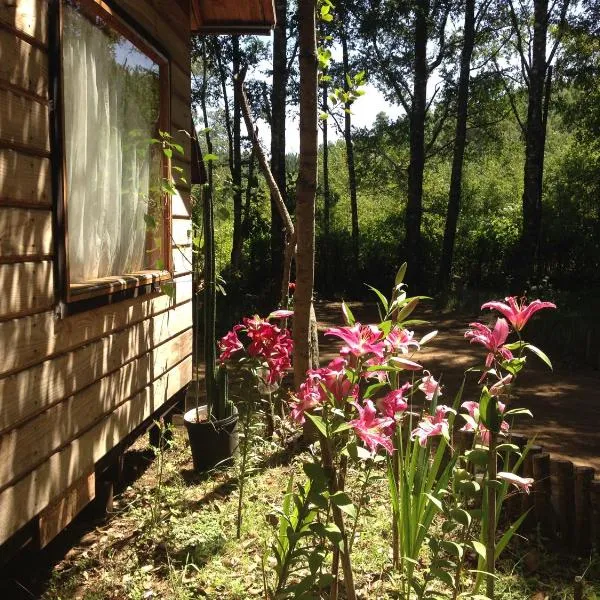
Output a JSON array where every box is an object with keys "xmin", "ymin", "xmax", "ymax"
[
  {"xmin": 0, "ymin": 261, "xmax": 54, "ymax": 319},
  {"xmin": 0, "ymin": 0, "xmax": 48, "ymax": 46},
  {"xmin": 0, "ymin": 207, "xmax": 52, "ymax": 258},
  {"xmin": 0, "ymin": 88, "xmax": 49, "ymax": 153},
  {"xmin": 0, "ymin": 149, "xmax": 51, "ymax": 207},
  {"xmin": 0, "ymin": 294, "xmax": 192, "ymax": 433},
  {"xmin": 0, "ymin": 356, "xmax": 192, "ymax": 543},
  {"xmin": 0, "ymin": 327, "xmax": 192, "ymax": 491},
  {"xmin": 0, "ymin": 0, "xmax": 194, "ymax": 548},
  {"xmin": 0, "ymin": 28, "xmax": 48, "ymax": 98}
]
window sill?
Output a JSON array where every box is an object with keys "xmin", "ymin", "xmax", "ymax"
[{"xmin": 67, "ymin": 270, "xmax": 172, "ymax": 303}]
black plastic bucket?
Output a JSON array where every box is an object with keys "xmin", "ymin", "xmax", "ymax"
[{"xmin": 183, "ymin": 407, "xmax": 239, "ymax": 472}]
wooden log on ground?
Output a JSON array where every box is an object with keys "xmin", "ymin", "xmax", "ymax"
[
  {"xmin": 501, "ymin": 433, "xmax": 528, "ymax": 521},
  {"xmin": 590, "ymin": 479, "xmax": 600, "ymax": 551},
  {"xmin": 532, "ymin": 453, "xmax": 553, "ymax": 539},
  {"xmin": 521, "ymin": 445, "xmax": 543, "ymax": 531},
  {"xmin": 550, "ymin": 458, "xmax": 576, "ymax": 548},
  {"xmin": 574, "ymin": 466, "xmax": 594, "ymax": 555}
]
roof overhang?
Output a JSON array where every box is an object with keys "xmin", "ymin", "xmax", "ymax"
[{"xmin": 191, "ymin": 0, "xmax": 276, "ymax": 35}]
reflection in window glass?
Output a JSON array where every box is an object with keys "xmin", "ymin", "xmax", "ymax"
[{"xmin": 62, "ymin": 1, "xmax": 161, "ymax": 282}]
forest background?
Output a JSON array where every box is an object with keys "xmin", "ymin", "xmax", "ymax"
[{"xmin": 189, "ymin": 0, "xmax": 600, "ymax": 363}]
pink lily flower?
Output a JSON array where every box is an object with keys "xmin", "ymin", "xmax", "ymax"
[
  {"xmin": 289, "ymin": 378, "xmax": 322, "ymax": 425},
  {"xmin": 497, "ymin": 471, "xmax": 534, "ymax": 494},
  {"xmin": 460, "ymin": 399, "xmax": 509, "ymax": 444},
  {"xmin": 325, "ymin": 323, "xmax": 386, "ymax": 359},
  {"xmin": 418, "ymin": 371, "xmax": 442, "ymax": 401},
  {"xmin": 464, "ymin": 318, "xmax": 514, "ymax": 367},
  {"xmin": 481, "ymin": 296, "xmax": 556, "ymax": 331},
  {"xmin": 385, "ymin": 327, "xmax": 420, "ymax": 355},
  {"xmin": 308, "ymin": 358, "xmax": 357, "ymax": 405},
  {"xmin": 218, "ymin": 330, "xmax": 244, "ymax": 361},
  {"xmin": 349, "ymin": 400, "xmax": 394, "ymax": 454},
  {"xmin": 411, "ymin": 405, "xmax": 453, "ymax": 447},
  {"xmin": 377, "ymin": 383, "xmax": 411, "ymax": 419}
]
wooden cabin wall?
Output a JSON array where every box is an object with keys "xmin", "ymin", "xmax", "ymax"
[{"xmin": 0, "ymin": 0, "xmax": 193, "ymax": 547}]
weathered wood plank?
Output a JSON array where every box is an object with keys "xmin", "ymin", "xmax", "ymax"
[
  {"xmin": 172, "ymin": 217, "xmax": 191, "ymax": 246},
  {"xmin": 171, "ymin": 188, "xmax": 191, "ymax": 217},
  {"xmin": 0, "ymin": 149, "xmax": 51, "ymax": 206},
  {"xmin": 0, "ymin": 207, "xmax": 52, "ymax": 257},
  {"xmin": 118, "ymin": 0, "xmax": 189, "ymax": 69},
  {"xmin": 0, "ymin": 29, "xmax": 48, "ymax": 98},
  {"xmin": 0, "ymin": 89, "xmax": 49, "ymax": 152},
  {"xmin": 172, "ymin": 244, "xmax": 192, "ymax": 276},
  {"xmin": 0, "ymin": 278, "xmax": 192, "ymax": 378},
  {"xmin": 171, "ymin": 90, "xmax": 192, "ymax": 132},
  {"xmin": 0, "ymin": 0, "xmax": 48, "ymax": 45},
  {"xmin": 38, "ymin": 472, "xmax": 95, "ymax": 548},
  {"xmin": 0, "ymin": 299, "xmax": 193, "ymax": 433},
  {"xmin": 0, "ymin": 261, "xmax": 53, "ymax": 319},
  {"xmin": 0, "ymin": 355, "xmax": 192, "ymax": 544},
  {"xmin": 171, "ymin": 64, "xmax": 191, "ymax": 102},
  {"xmin": 0, "ymin": 328, "xmax": 192, "ymax": 490}
]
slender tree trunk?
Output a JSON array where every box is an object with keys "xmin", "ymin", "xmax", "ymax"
[
  {"xmin": 439, "ymin": 0, "xmax": 476, "ymax": 293},
  {"xmin": 322, "ymin": 82, "xmax": 331, "ymax": 295},
  {"xmin": 242, "ymin": 148, "xmax": 255, "ymax": 236},
  {"xmin": 341, "ymin": 28, "xmax": 359, "ymax": 268},
  {"xmin": 231, "ymin": 36, "xmax": 243, "ymax": 270},
  {"xmin": 271, "ymin": 0, "xmax": 288, "ymax": 293},
  {"xmin": 294, "ymin": 0, "xmax": 318, "ymax": 386},
  {"xmin": 405, "ymin": 1, "xmax": 429, "ymax": 289},
  {"xmin": 521, "ymin": 0, "xmax": 548, "ymax": 281}
]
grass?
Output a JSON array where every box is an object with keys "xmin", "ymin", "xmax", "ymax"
[{"xmin": 39, "ymin": 426, "xmax": 599, "ymax": 600}]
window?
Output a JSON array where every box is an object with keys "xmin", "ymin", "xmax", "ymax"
[{"xmin": 56, "ymin": 0, "xmax": 171, "ymax": 303}]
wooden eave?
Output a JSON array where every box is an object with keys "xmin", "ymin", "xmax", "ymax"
[{"xmin": 191, "ymin": 0, "xmax": 276, "ymax": 35}]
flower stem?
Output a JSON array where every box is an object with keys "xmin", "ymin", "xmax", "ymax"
[{"xmin": 486, "ymin": 431, "xmax": 498, "ymax": 599}]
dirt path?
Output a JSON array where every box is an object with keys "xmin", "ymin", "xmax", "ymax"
[{"xmin": 316, "ymin": 301, "xmax": 600, "ymax": 471}]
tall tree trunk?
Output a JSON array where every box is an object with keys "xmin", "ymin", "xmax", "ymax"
[
  {"xmin": 439, "ymin": 0, "xmax": 476, "ymax": 293},
  {"xmin": 231, "ymin": 36, "xmax": 243, "ymax": 270},
  {"xmin": 294, "ymin": 0, "xmax": 318, "ymax": 387},
  {"xmin": 341, "ymin": 27, "xmax": 359, "ymax": 268},
  {"xmin": 322, "ymin": 82, "xmax": 331, "ymax": 295},
  {"xmin": 521, "ymin": 0, "xmax": 548, "ymax": 281},
  {"xmin": 405, "ymin": 1, "xmax": 429, "ymax": 289},
  {"xmin": 271, "ymin": 0, "xmax": 288, "ymax": 294}
]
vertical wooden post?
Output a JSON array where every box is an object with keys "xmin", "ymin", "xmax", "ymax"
[
  {"xmin": 550, "ymin": 459, "xmax": 575, "ymax": 547},
  {"xmin": 574, "ymin": 467, "xmax": 594, "ymax": 555},
  {"xmin": 532, "ymin": 453, "xmax": 553, "ymax": 538},
  {"xmin": 504, "ymin": 433, "xmax": 528, "ymax": 521},
  {"xmin": 590, "ymin": 479, "xmax": 600, "ymax": 551},
  {"xmin": 520, "ymin": 444, "xmax": 542, "ymax": 530},
  {"xmin": 94, "ymin": 455, "xmax": 123, "ymax": 521}
]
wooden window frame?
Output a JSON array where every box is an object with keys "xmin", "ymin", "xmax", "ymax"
[{"xmin": 50, "ymin": 0, "xmax": 173, "ymax": 314}]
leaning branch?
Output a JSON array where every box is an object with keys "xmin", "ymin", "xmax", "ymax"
[{"xmin": 234, "ymin": 66, "xmax": 297, "ymax": 307}]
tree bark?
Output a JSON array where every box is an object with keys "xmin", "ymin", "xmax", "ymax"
[
  {"xmin": 271, "ymin": 0, "xmax": 288, "ymax": 292},
  {"xmin": 405, "ymin": 0, "xmax": 429, "ymax": 289},
  {"xmin": 341, "ymin": 26, "xmax": 359, "ymax": 268},
  {"xmin": 439, "ymin": 0, "xmax": 476, "ymax": 292},
  {"xmin": 521, "ymin": 0, "xmax": 548, "ymax": 281},
  {"xmin": 230, "ymin": 36, "xmax": 243, "ymax": 270},
  {"xmin": 294, "ymin": 0, "xmax": 318, "ymax": 386}
]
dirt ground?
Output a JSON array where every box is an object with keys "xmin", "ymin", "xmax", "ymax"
[{"xmin": 316, "ymin": 301, "xmax": 600, "ymax": 472}]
